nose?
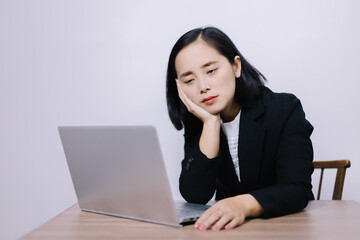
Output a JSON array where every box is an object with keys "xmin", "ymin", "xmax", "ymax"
[{"xmin": 199, "ymin": 77, "xmax": 211, "ymax": 94}]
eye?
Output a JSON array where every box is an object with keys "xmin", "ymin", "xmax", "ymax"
[
  {"xmin": 184, "ymin": 79, "xmax": 194, "ymax": 84},
  {"xmin": 207, "ymin": 68, "xmax": 217, "ymax": 74}
]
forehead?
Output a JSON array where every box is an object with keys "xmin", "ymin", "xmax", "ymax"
[{"xmin": 175, "ymin": 39, "xmax": 225, "ymax": 72}]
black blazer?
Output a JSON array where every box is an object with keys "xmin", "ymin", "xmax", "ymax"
[{"xmin": 179, "ymin": 87, "xmax": 314, "ymax": 218}]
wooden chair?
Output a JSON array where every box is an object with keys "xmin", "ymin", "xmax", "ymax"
[{"xmin": 313, "ymin": 159, "xmax": 351, "ymax": 200}]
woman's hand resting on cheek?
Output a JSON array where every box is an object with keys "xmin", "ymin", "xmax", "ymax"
[
  {"xmin": 194, "ymin": 194, "xmax": 264, "ymax": 231},
  {"xmin": 176, "ymin": 80, "xmax": 220, "ymax": 124},
  {"xmin": 176, "ymin": 79, "xmax": 221, "ymax": 158}
]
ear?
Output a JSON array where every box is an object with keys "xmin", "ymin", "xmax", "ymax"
[{"xmin": 233, "ymin": 56, "xmax": 241, "ymax": 78}]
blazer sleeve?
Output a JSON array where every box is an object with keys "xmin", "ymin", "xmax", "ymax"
[
  {"xmin": 249, "ymin": 95, "xmax": 314, "ymax": 218},
  {"xmin": 179, "ymin": 127, "xmax": 220, "ymax": 204}
]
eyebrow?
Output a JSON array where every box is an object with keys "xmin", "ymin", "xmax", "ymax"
[{"xmin": 179, "ymin": 61, "xmax": 218, "ymax": 79}]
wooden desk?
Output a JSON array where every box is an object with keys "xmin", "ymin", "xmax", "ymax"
[{"xmin": 22, "ymin": 200, "xmax": 360, "ymax": 240}]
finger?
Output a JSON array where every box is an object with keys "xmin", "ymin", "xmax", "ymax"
[
  {"xmin": 195, "ymin": 206, "xmax": 219, "ymax": 230},
  {"xmin": 211, "ymin": 214, "xmax": 233, "ymax": 231},
  {"xmin": 175, "ymin": 80, "xmax": 192, "ymax": 110},
  {"xmin": 224, "ymin": 216, "xmax": 245, "ymax": 230},
  {"xmin": 198, "ymin": 210, "xmax": 223, "ymax": 230},
  {"xmin": 175, "ymin": 79, "xmax": 183, "ymax": 98},
  {"xmin": 194, "ymin": 208, "xmax": 213, "ymax": 229}
]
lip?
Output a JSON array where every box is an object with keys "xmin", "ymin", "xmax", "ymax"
[{"xmin": 202, "ymin": 96, "xmax": 218, "ymax": 105}]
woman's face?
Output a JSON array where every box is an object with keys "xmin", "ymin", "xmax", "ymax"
[{"xmin": 175, "ymin": 39, "xmax": 241, "ymax": 118}]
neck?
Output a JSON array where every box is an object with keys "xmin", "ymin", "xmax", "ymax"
[{"xmin": 221, "ymin": 102, "xmax": 241, "ymax": 123}]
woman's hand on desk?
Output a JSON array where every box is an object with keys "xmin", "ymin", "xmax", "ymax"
[{"xmin": 194, "ymin": 194, "xmax": 263, "ymax": 231}]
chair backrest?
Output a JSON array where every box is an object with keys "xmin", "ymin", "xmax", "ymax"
[{"xmin": 313, "ymin": 159, "xmax": 351, "ymax": 200}]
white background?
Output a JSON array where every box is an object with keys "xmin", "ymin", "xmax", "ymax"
[{"xmin": 1, "ymin": 0, "xmax": 359, "ymax": 239}]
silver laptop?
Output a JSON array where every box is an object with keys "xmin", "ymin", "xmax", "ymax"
[{"xmin": 58, "ymin": 125, "xmax": 210, "ymax": 227}]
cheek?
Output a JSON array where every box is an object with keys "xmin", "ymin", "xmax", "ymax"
[
  {"xmin": 217, "ymin": 73, "xmax": 236, "ymax": 97},
  {"xmin": 216, "ymin": 71, "xmax": 235, "ymax": 89},
  {"xmin": 182, "ymin": 87, "xmax": 198, "ymax": 102},
  {"xmin": 227, "ymin": 80, "xmax": 236, "ymax": 96}
]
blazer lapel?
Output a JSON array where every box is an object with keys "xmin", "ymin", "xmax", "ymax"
[{"xmin": 239, "ymin": 97, "xmax": 266, "ymax": 190}]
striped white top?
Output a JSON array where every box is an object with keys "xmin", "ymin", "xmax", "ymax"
[{"xmin": 221, "ymin": 110, "xmax": 241, "ymax": 182}]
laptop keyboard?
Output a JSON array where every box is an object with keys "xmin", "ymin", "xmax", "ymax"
[{"xmin": 175, "ymin": 201, "xmax": 210, "ymax": 220}]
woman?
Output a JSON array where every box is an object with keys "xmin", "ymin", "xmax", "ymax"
[{"xmin": 166, "ymin": 27, "xmax": 314, "ymax": 231}]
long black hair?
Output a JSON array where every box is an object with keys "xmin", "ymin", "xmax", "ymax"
[{"xmin": 166, "ymin": 26, "xmax": 266, "ymax": 130}]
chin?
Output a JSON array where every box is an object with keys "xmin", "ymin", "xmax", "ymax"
[
  {"xmin": 206, "ymin": 107, "xmax": 222, "ymax": 116},
  {"xmin": 202, "ymin": 102, "xmax": 225, "ymax": 115}
]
